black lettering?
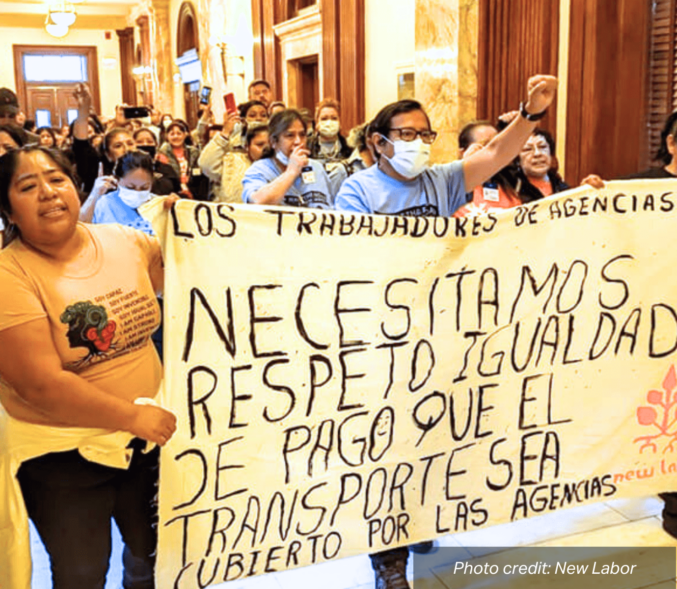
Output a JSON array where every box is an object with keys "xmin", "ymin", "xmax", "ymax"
[
  {"xmin": 296, "ymin": 283, "xmax": 329, "ymax": 350},
  {"xmin": 307, "ymin": 354, "xmax": 333, "ymax": 416},
  {"xmin": 487, "ymin": 438, "xmax": 513, "ymax": 491},
  {"xmin": 195, "ymin": 203, "xmax": 212, "ymax": 236},
  {"xmin": 335, "ymin": 280, "xmax": 373, "ymax": 347},
  {"xmin": 188, "ymin": 366, "xmax": 217, "ymax": 438},
  {"xmin": 297, "ymin": 211, "xmax": 317, "ymax": 235},
  {"xmin": 171, "ymin": 201, "xmax": 195, "ymax": 239},
  {"xmin": 229, "ymin": 365, "xmax": 253, "ymax": 428},
  {"xmin": 650, "ymin": 303, "xmax": 677, "ymax": 358},
  {"xmin": 381, "ymin": 278, "xmax": 418, "ymax": 340},
  {"xmin": 215, "ymin": 204, "xmax": 237, "ymax": 237},
  {"xmin": 478, "ymin": 268, "xmax": 499, "ymax": 329},
  {"xmin": 262, "ymin": 359, "xmax": 296, "ymax": 422},
  {"xmin": 183, "ymin": 288, "xmax": 236, "ymax": 362},
  {"xmin": 338, "ymin": 347, "xmax": 367, "ymax": 411},
  {"xmin": 599, "ymin": 255, "xmax": 633, "ymax": 310},
  {"xmin": 248, "ymin": 285, "xmax": 285, "ymax": 358},
  {"xmin": 173, "ymin": 449, "xmax": 208, "ymax": 509}
]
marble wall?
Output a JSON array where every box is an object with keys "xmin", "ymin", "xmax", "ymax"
[{"xmin": 415, "ymin": 0, "xmax": 478, "ymax": 163}]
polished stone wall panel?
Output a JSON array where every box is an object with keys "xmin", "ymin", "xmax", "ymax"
[{"xmin": 415, "ymin": 0, "xmax": 478, "ymax": 163}]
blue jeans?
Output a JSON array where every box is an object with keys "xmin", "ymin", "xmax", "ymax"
[{"xmin": 18, "ymin": 441, "xmax": 159, "ymax": 589}]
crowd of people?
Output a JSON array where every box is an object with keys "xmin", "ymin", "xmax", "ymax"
[{"xmin": 0, "ymin": 71, "xmax": 675, "ymax": 589}]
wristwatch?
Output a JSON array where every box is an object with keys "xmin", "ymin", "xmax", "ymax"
[{"xmin": 519, "ymin": 101, "xmax": 547, "ymax": 122}]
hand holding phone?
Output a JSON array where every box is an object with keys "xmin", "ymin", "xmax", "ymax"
[{"xmin": 199, "ymin": 86, "xmax": 212, "ymax": 105}]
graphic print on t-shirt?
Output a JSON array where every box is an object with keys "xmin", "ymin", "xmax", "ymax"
[
  {"xmin": 393, "ymin": 203, "xmax": 439, "ymax": 217},
  {"xmin": 60, "ymin": 287, "xmax": 160, "ymax": 369},
  {"xmin": 60, "ymin": 301, "xmax": 118, "ymax": 366},
  {"xmin": 283, "ymin": 191, "xmax": 331, "ymax": 208}
]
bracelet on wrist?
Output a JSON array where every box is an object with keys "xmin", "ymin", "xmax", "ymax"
[{"xmin": 519, "ymin": 101, "xmax": 547, "ymax": 122}]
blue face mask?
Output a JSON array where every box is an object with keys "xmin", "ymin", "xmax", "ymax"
[{"xmin": 276, "ymin": 150, "xmax": 290, "ymax": 166}]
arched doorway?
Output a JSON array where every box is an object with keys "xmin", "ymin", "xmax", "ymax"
[{"xmin": 176, "ymin": 1, "xmax": 200, "ymax": 127}]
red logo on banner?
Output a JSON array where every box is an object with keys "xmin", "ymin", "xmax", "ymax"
[{"xmin": 634, "ymin": 365, "xmax": 677, "ymax": 454}]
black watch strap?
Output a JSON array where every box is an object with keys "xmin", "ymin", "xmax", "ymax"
[{"xmin": 520, "ymin": 101, "xmax": 547, "ymax": 121}]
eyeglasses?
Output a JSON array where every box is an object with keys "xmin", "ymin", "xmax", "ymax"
[{"xmin": 390, "ymin": 127, "xmax": 438, "ymax": 144}]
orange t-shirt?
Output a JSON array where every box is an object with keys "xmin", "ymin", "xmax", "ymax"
[
  {"xmin": 529, "ymin": 177, "xmax": 553, "ymax": 197},
  {"xmin": 0, "ymin": 223, "xmax": 163, "ymax": 425},
  {"xmin": 454, "ymin": 183, "xmax": 521, "ymax": 217}
]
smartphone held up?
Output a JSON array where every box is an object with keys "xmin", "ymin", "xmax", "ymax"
[
  {"xmin": 199, "ymin": 86, "xmax": 212, "ymax": 105},
  {"xmin": 224, "ymin": 92, "xmax": 237, "ymax": 114}
]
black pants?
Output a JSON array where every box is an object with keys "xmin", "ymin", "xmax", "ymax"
[
  {"xmin": 18, "ymin": 442, "xmax": 159, "ymax": 589},
  {"xmin": 370, "ymin": 546, "xmax": 409, "ymax": 567},
  {"xmin": 660, "ymin": 492, "xmax": 677, "ymax": 537}
]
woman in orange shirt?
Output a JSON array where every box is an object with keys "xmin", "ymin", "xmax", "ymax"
[{"xmin": 455, "ymin": 127, "xmax": 568, "ymax": 216}]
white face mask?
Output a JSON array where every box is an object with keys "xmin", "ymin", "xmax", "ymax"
[
  {"xmin": 382, "ymin": 137, "xmax": 431, "ymax": 179},
  {"xmin": 276, "ymin": 150, "xmax": 289, "ymax": 166},
  {"xmin": 247, "ymin": 120, "xmax": 268, "ymax": 131},
  {"xmin": 118, "ymin": 186, "xmax": 153, "ymax": 209},
  {"xmin": 318, "ymin": 120, "xmax": 340, "ymax": 138}
]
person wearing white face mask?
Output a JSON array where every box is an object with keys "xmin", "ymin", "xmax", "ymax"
[
  {"xmin": 92, "ymin": 151, "xmax": 158, "ymax": 235},
  {"xmin": 335, "ymin": 74, "xmax": 558, "ymax": 219},
  {"xmin": 310, "ymin": 98, "xmax": 352, "ymax": 171},
  {"xmin": 334, "ymin": 73, "xmax": 558, "ymax": 589},
  {"xmin": 242, "ymin": 109, "xmax": 335, "ymax": 208}
]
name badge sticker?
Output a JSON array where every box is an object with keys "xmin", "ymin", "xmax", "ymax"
[
  {"xmin": 483, "ymin": 183, "xmax": 499, "ymax": 202},
  {"xmin": 301, "ymin": 166, "xmax": 316, "ymax": 184}
]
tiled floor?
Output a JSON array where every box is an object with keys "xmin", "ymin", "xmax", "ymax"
[{"xmin": 30, "ymin": 496, "xmax": 675, "ymax": 589}]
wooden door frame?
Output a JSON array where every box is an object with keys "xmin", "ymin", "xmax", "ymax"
[{"xmin": 13, "ymin": 45, "xmax": 101, "ymax": 115}]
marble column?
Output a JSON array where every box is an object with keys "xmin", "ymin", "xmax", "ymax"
[
  {"xmin": 152, "ymin": 0, "xmax": 174, "ymax": 114},
  {"xmin": 415, "ymin": 0, "xmax": 478, "ymax": 163}
]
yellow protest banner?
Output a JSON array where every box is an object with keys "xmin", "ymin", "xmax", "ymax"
[{"xmin": 146, "ymin": 180, "xmax": 677, "ymax": 588}]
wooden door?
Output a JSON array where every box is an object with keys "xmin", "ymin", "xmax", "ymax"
[
  {"xmin": 13, "ymin": 45, "xmax": 100, "ymax": 128},
  {"xmin": 297, "ymin": 57, "xmax": 319, "ymax": 113},
  {"xmin": 25, "ymin": 85, "xmax": 82, "ymax": 128},
  {"xmin": 26, "ymin": 88, "xmax": 57, "ymax": 127},
  {"xmin": 56, "ymin": 88, "xmax": 79, "ymax": 126},
  {"xmin": 565, "ymin": 0, "xmax": 651, "ymax": 182}
]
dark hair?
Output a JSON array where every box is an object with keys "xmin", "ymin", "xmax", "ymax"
[
  {"xmin": 370, "ymin": 99, "xmax": 431, "ymax": 159},
  {"xmin": 0, "ymin": 146, "xmax": 80, "ymax": 246},
  {"xmin": 102, "ymin": 127, "xmax": 134, "ymax": 159},
  {"xmin": 165, "ymin": 119, "xmax": 193, "ymax": 146},
  {"xmin": 88, "ymin": 114, "xmax": 105, "ymax": 135},
  {"xmin": 530, "ymin": 128, "xmax": 556, "ymax": 156},
  {"xmin": 0, "ymin": 124, "xmax": 28, "ymax": 150},
  {"xmin": 133, "ymin": 127, "xmax": 158, "ymax": 146},
  {"xmin": 458, "ymin": 120, "xmax": 494, "ymax": 150},
  {"xmin": 268, "ymin": 101, "xmax": 285, "ymax": 114},
  {"xmin": 238, "ymin": 100, "xmax": 267, "ymax": 120},
  {"xmin": 67, "ymin": 114, "xmax": 104, "ymax": 142},
  {"xmin": 657, "ymin": 111, "xmax": 677, "ymax": 164},
  {"xmin": 347, "ymin": 122, "xmax": 372, "ymax": 152},
  {"xmin": 36, "ymin": 126, "xmax": 58, "ymax": 147},
  {"xmin": 112, "ymin": 150, "xmax": 154, "ymax": 180},
  {"xmin": 23, "ymin": 119, "xmax": 36, "ymax": 132},
  {"xmin": 248, "ymin": 79, "xmax": 271, "ymax": 92},
  {"xmin": 261, "ymin": 109, "xmax": 307, "ymax": 159},
  {"xmin": 245, "ymin": 124, "xmax": 269, "ymax": 146}
]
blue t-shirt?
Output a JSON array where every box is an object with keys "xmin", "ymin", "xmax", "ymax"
[
  {"xmin": 91, "ymin": 190, "xmax": 155, "ymax": 235},
  {"xmin": 242, "ymin": 158, "xmax": 335, "ymax": 209},
  {"xmin": 335, "ymin": 161, "xmax": 467, "ymax": 217}
]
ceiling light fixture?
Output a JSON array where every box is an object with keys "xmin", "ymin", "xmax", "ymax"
[
  {"xmin": 49, "ymin": 0, "xmax": 77, "ymax": 27},
  {"xmin": 45, "ymin": 14, "xmax": 70, "ymax": 37}
]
